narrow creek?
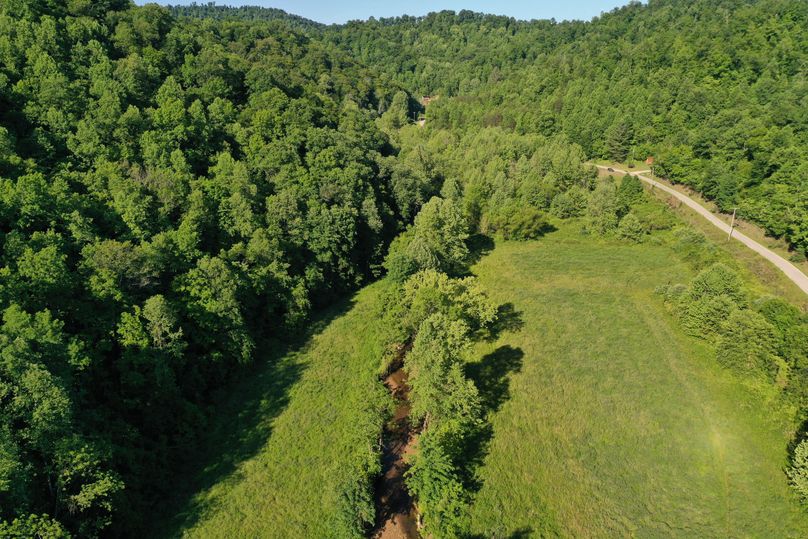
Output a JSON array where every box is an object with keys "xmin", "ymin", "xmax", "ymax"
[{"xmin": 371, "ymin": 363, "xmax": 420, "ymax": 539}]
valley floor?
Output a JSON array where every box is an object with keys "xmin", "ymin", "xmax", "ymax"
[
  {"xmin": 468, "ymin": 225, "xmax": 808, "ymax": 537},
  {"xmin": 164, "ymin": 223, "xmax": 808, "ymax": 538},
  {"xmin": 160, "ymin": 284, "xmax": 390, "ymax": 538}
]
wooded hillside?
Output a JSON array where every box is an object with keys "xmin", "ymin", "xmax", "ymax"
[{"xmin": 323, "ymin": 0, "xmax": 808, "ymax": 256}]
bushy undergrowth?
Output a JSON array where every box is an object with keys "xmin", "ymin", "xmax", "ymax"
[
  {"xmin": 790, "ymin": 438, "xmax": 808, "ymax": 505},
  {"xmin": 655, "ymin": 235, "xmax": 808, "ymax": 502},
  {"xmin": 668, "ymin": 227, "xmax": 720, "ymax": 269},
  {"xmin": 550, "ymin": 186, "xmax": 588, "ymax": 219},
  {"xmin": 575, "ymin": 174, "xmax": 668, "ymax": 242},
  {"xmin": 484, "ymin": 204, "xmax": 551, "ymax": 241},
  {"xmin": 616, "ymin": 212, "xmax": 646, "ymax": 243},
  {"xmin": 657, "ymin": 263, "xmax": 784, "ymax": 373},
  {"xmin": 379, "ymin": 268, "xmax": 497, "ymax": 538}
]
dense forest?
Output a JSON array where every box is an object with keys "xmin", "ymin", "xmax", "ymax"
[
  {"xmin": 166, "ymin": 3, "xmax": 322, "ymax": 30},
  {"xmin": 0, "ymin": 1, "xmax": 433, "ymax": 536},
  {"xmin": 1, "ymin": 0, "xmax": 808, "ymax": 537},
  {"xmin": 322, "ymin": 0, "xmax": 808, "ymax": 256}
]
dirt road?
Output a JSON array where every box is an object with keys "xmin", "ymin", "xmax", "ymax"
[{"xmin": 596, "ymin": 165, "xmax": 808, "ymax": 296}]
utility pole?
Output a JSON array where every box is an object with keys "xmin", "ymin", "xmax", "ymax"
[{"xmin": 728, "ymin": 208, "xmax": 737, "ymax": 240}]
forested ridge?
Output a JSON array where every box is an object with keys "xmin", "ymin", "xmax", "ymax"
[
  {"xmin": 0, "ymin": 1, "xmax": 434, "ymax": 536},
  {"xmin": 321, "ymin": 0, "xmax": 808, "ymax": 257},
  {"xmin": 166, "ymin": 3, "xmax": 323, "ymax": 30},
  {"xmin": 2, "ymin": 0, "xmax": 808, "ymax": 537}
]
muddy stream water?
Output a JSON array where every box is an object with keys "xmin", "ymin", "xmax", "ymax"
[{"xmin": 371, "ymin": 366, "xmax": 420, "ymax": 539}]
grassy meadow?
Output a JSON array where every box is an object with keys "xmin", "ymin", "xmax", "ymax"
[
  {"xmin": 160, "ymin": 283, "xmax": 391, "ymax": 538},
  {"xmin": 160, "ymin": 221, "xmax": 808, "ymax": 538},
  {"xmin": 467, "ymin": 224, "xmax": 808, "ymax": 537}
]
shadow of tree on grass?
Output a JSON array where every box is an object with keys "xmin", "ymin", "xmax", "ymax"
[
  {"xmin": 467, "ymin": 525, "xmax": 535, "ymax": 538},
  {"xmin": 483, "ymin": 302, "xmax": 525, "ymax": 342},
  {"xmin": 466, "ymin": 233, "xmax": 495, "ymax": 266},
  {"xmin": 466, "ymin": 345, "xmax": 525, "ymax": 414},
  {"xmin": 151, "ymin": 295, "xmax": 358, "ymax": 537},
  {"xmin": 460, "ymin": 344, "xmax": 524, "ymax": 495}
]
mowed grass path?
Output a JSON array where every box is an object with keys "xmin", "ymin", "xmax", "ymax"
[
  {"xmin": 165, "ymin": 283, "xmax": 389, "ymax": 538},
  {"xmin": 469, "ymin": 227, "xmax": 808, "ymax": 538}
]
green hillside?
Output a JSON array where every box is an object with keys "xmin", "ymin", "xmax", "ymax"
[
  {"xmin": 323, "ymin": 0, "xmax": 808, "ymax": 256},
  {"xmin": 2, "ymin": 1, "xmax": 808, "ymax": 537},
  {"xmin": 167, "ymin": 220, "xmax": 808, "ymax": 538}
]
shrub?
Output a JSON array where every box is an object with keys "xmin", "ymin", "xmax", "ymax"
[
  {"xmin": 669, "ymin": 227, "xmax": 718, "ymax": 268},
  {"xmin": 689, "ymin": 263, "xmax": 747, "ymax": 307},
  {"xmin": 716, "ymin": 309, "xmax": 779, "ymax": 378},
  {"xmin": 755, "ymin": 297, "xmax": 808, "ymax": 368},
  {"xmin": 486, "ymin": 204, "xmax": 551, "ymax": 240},
  {"xmin": 617, "ymin": 173, "xmax": 645, "ymax": 214},
  {"xmin": 631, "ymin": 202, "xmax": 677, "ymax": 231},
  {"xmin": 406, "ymin": 431, "xmax": 470, "ymax": 539},
  {"xmin": 333, "ymin": 443, "xmax": 383, "ymax": 536},
  {"xmin": 785, "ymin": 325, "xmax": 808, "ymax": 370},
  {"xmin": 659, "ymin": 264, "xmax": 750, "ymax": 340},
  {"xmin": 788, "ymin": 437, "xmax": 808, "ymax": 504},
  {"xmin": 617, "ymin": 213, "xmax": 646, "ymax": 242},
  {"xmin": 655, "ymin": 283, "xmax": 687, "ymax": 304},
  {"xmin": 680, "ymin": 294, "xmax": 739, "ymax": 338},
  {"xmin": 586, "ymin": 181, "xmax": 619, "ymax": 235},
  {"xmin": 550, "ymin": 186, "xmax": 588, "ymax": 218},
  {"xmin": 789, "ymin": 251, "xmax": 807, "ymax": 264}
]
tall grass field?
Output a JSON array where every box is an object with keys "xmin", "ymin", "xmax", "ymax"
[
  {"xmin": 161, "ymin": 284, "xmax": 390, "ymax": 538},
  {"xmin": 164, "ymin": 224, "xmax": 807, "ymax": 538},
  {"xmin": 468, "ymin": 226, "xmax": 808, "ymax": 537}
]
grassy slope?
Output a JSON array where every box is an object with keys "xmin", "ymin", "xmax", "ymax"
[
  {"xmin": 468, "ymin": 225, "xmax": 808, "ymax": 537},
  {"xmin": 165, "ymin": 283, "xmax": 389, "ymax": 538},
  {"xmin": 596, "ymin": 163, "xmax": 808, "ymax": 308}
]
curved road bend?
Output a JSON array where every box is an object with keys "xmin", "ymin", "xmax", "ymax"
[{"xmin": 596, "ymin": 165, "xmax": 808, "ymax": 296}]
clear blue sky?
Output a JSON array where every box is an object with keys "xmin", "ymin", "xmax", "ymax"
[{"xmin": 143, "ymin": 1, "xmax": 636, "ymax": 25}]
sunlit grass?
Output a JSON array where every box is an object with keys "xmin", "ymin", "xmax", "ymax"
[
  {"xmin": 467, "ymin": 225, "xmax": 808, "ymax": 537},
  {"xmin": 163, "ymin": 283, "xmax": 390, "ymax": 538},
  {"xmin": 163, "ymin": 222, "xmax": 808, "ymax": 538}
]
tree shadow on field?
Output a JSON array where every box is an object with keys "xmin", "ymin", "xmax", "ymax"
[
  {"xmin": 467, "ymin": 345, "xmax": 525, "ymax": 417},
  {"xmin": 467, "ymin": 527, "xmax": 535, "ymax": 539},
  {"xmin": 483, "ymin": 302, "xmax": 525, "ymax": 342},
  {"xmin": 466, "ymin": 233, "xmax": 495, "ymax": 265},
  {"xmin": 533, "ymin": 221, "xmax": 559, "ymax": 238},
  {"xmin": 460, "ymin": 344, "xmax": 524, "ymax": 494},
  {"xmin": 152, "ymin": 295, "xmax": 358, "ymax": 537}
]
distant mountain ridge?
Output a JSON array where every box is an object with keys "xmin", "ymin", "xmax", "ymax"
[{"xmin": 166, "ymin": 2, "xmax": 324, "ymax": 29}]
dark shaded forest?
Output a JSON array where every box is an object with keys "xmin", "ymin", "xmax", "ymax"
[{"xmin": 0, "ymin": 1, "xmax": 435, "ymax": 536}]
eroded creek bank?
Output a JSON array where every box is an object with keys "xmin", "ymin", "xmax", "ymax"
[{"xmin": 371, "ymin": 364, "xmax": 419, "ymax": 539}]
